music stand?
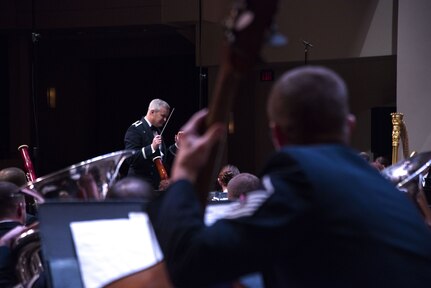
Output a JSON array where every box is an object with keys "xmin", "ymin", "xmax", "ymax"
[{"xmin": 38, "ymin": 200, "xmax": 147, "ymax": 288}]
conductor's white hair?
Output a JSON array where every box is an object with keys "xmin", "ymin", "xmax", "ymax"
[{"xmin": 148, "ymin": 99, "xmax": 170, "ymax": 111}]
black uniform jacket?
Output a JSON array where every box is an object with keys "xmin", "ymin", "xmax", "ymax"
[
  {"xmin": 124, "ymin": 118, "xmax": 166, "ymax": 189},
  {"xmin": 148, "ymin": 144, "xmax": 431, "ymax": 288}
]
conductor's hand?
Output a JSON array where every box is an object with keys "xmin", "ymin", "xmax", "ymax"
[
  {"xmin": 152, "ymin": 135, "xmax": 162, "ymax": 150},
  {"xmin": 171, "ymin": 109, "xmax": 225, "ymax": 184},
  {"xmin": 175, "ymin": 131, "xmax": 185, "ymax": 148}
]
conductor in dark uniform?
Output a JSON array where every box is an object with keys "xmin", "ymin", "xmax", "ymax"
[{"xmin": 124, "ymin": 99, "xmax": 170, "ymax": 189}]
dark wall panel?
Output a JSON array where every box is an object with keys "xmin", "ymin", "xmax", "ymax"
[
  {"xmin": 0, "ymin": 37, "xmax": 9, "ymax": 157},
  {"xmin": 371, "ymin": 106, "xmax": 396, "ymax": 161},
  {"xmin": 30, "ymin": 28, "xmax": 197, "ymax": 174}
]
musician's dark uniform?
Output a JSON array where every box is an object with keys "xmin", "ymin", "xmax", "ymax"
[
  {"xmin": 0, "ymin": 246, "xmax": 14, "ymax": 288},
  {"xmin": 0, "ymin": 221, "xmax": 21, "ymax": 287},
  {"xmin": 148, "ymin": 144, "xmax": 431, "ymax": 288},
  {"xmin": 124, "ymin": 118, "xmax": 166, "ymax": 189},
  {"xmin": 0, "ymin": 246, "xmax": 10, "ymax": 269}
]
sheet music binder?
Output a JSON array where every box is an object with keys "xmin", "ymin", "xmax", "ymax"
[{"xmin": 38, "ymin": 200, "xmax": 147, "ymax": 288}]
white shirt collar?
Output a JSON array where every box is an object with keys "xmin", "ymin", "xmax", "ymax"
[{"xmin": 143, "ymin": 116, "xmax": 153, "ymax": 128}]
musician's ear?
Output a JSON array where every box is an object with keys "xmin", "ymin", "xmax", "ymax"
[
  {"xmin": 270, "ymin": 122, "xmax": 287, "ymax": 150},
  {"xmin": 345, "ymin": 114, "xmax": 356, "ymax": 143},
  {"xmin": 347, "ymin": 114, "xmax": 356, "ymax": 131},
  {"xmin": 148, "ymin": 109, "xmax": 156, "ymax": 120}
]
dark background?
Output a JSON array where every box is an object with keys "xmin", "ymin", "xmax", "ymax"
[{"xmin": 0, "ymin": 1, "xmax": 397, "ymax": 177}]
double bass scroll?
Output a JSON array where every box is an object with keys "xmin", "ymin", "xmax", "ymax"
[{"xmin": 196, "ymin": 0, "xmax": 280, "ymax": 207}]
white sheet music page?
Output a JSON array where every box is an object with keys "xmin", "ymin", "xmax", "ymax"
[
  {"xmin": 204, "ymin": 202, "xmax": 236, "ymax": 226},
  {"xmin": 70, "ymin": 212, "xmax": 163, "ymax": 288}
]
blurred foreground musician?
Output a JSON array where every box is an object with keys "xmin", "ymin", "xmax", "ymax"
[{"xmin": 148, "ymin": 66, "xmax": 431, "ymax": 287}]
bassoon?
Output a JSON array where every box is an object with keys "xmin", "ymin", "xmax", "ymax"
[{"xmin": 18, "ymin": 144, "xmax": 37, "ymax": 182}]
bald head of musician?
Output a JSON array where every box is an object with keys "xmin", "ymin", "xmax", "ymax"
[
  {"xmin": 267, "ymin": 66, "xmax": 356, "ymax": 149},
  {"xmin": 0, "ymin": 167, "xmax": 27, "ymax": 187},
  {"xmin": 0, "ymin": 168, "xmax": 39, "ymax": 225},
  {"xmin": 146, "ymin": 99, "xmax": 170, "ymax": 129},
  {"xmin": 227, "ymin": 172, "xmax": 260, "ymax": 200},
  {"xmin": 0, "ymin": 182, "xmax": 26, "ymax": 227},
  {"xmin": 106, "ymin": 177, "xmax": 154, "ymax": 200}
]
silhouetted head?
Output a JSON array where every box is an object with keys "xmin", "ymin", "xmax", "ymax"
[
  {"xmin": 267, "ymin": 66, "xmax": 355, "ymax": 148},
  {"xmin": 227, "ymin": 173, "xmax": 260, "ymax": 200},
  {"xmin": 217, "ymin": 165, "xmax": 240, "ymax": 191},
  {"xmin": 0, "ymin": 181, "xmax": 26, "ymax": 223},
  {"xmin": 0, "ymin": 167, "xmax": 27, "ymax": 187},
  {"xmin": 106, "ymin": 177, "xmax": 154, "ymax": 200}
]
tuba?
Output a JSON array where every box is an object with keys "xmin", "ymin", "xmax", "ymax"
[
  {"xmin": 382, "ymin": 151, "xmax": 431, "ymax": 226},
  {"xmin": 13, "ymin": 149, "xmax": 135, "ymax": 287},
  {"xmin": 27, "ymin": 150, "xmax": 135, "ymax": 200},
  {"xmin": 13, "ymin": 224, "xmax": 43, "ymax": 287},
  {"xmin": 387, "ymin": 113, "xmax": 431, "ymax": 225}
]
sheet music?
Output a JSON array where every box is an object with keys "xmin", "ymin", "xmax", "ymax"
[{"xmin": 70, "ymin": 212, "xmax": 163, "ymax": 288}]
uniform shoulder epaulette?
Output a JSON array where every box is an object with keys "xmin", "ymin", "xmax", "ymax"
[{"xmin": 131, "ymin": 120, "xmax": 143, "ymax": 127}]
